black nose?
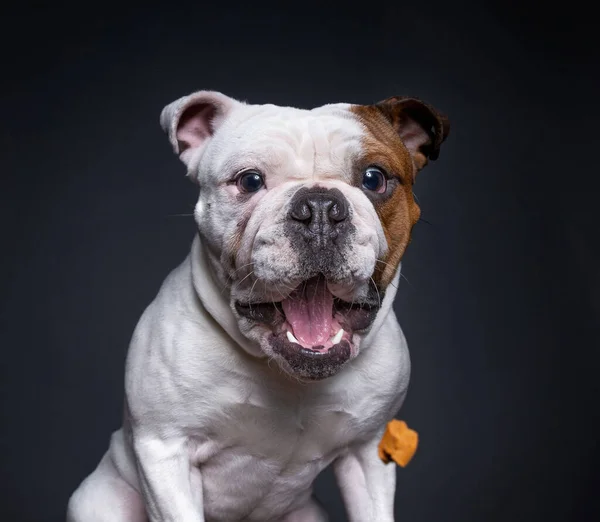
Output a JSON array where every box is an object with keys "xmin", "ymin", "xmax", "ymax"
[{"xmin": 289, "ymin": 187, "xmax": 350, "ymax": 236}]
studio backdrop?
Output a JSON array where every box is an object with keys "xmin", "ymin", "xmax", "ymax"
[{"xmin": 1, "ymin": 3, "xmax": 598, "ymax": 522}]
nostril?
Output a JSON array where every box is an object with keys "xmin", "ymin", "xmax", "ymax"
[
  {"xmin": 328, "ymin": 199, "xmax": 349, "ymax": 223},
  {"xmin": 290, "ymin": 201, "xmax": 312, "ymax": 222}
]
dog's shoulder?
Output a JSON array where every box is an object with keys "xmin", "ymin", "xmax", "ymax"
[{"xmin": 123, "ymin": 256, "xmax": 247, "ymax": 425}]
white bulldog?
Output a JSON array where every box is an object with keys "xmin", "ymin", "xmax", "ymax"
[{"xmin": 67, "ymin": 90, "xmax": 449, "ymax": 522}]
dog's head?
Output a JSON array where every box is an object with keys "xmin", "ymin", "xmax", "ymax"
[{"xmin": 161, "ymin": 91, "xmax": 449, "ymax": 381}]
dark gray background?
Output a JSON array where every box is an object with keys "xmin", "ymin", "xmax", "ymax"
[{"xmin": 1, "ymin": 3, "xmax": 598, "ymax": 521}]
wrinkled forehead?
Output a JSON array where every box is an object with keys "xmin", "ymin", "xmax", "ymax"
[{"xmin": 205, "ymin": 103, "xmax": 366, "ymax": 184}]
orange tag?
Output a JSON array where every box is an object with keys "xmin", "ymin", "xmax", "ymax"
[{"xmin": 378, "ymin": 419, "xmax": 419, "ymax": 467}]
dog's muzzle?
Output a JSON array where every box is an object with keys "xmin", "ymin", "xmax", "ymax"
[{"xmin": 234, "ymin": 186, "xmax": 380, "ymax": 380}]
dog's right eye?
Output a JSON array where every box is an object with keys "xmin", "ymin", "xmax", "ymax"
[{"xmin": 237, "ymin": 170, "xmax": 265, "ymax": 193}]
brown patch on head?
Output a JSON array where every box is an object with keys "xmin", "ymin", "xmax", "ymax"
[{"xmin": 351, "ymin": 97, "xmax": 450, "ymax": 288}]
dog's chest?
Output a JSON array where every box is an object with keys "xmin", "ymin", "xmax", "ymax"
[
  {"xmin": 194, "ymin": 383, "xmax": 382, "ymax": 520},
  {"xmin": 200, "ymin": 386, "xmax": 372, "ymax": 467}
]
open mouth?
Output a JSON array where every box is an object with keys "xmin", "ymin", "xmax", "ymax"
[{"xmin": 234, "ymin": 275, "xmax": 380, "ymax": 379}]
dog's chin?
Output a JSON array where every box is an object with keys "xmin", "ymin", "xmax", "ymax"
[{"xmin": 234, "ymin": 275, "xmax": 380, "ymax": 381}]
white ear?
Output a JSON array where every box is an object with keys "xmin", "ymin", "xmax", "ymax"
[{"xmin": 160, "ymin": 90, "xmax": 242, "ymax": 168}]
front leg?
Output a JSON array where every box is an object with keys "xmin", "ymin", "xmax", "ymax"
[
  {"xmin": 333, "ymin": 431, "xmax": 396, "ymax": 522},
  {"xmin": 134, "ymin": 434, "xmax": 204, "ymax": 522}
]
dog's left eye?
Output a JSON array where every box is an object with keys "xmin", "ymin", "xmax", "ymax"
[
  {"xmin": 238, "ymin": 170, "xmax": 265, "ymax": 193},
  {"xmin": 362, "ymin": 167, "xmax": 387, "ymax": 193}
]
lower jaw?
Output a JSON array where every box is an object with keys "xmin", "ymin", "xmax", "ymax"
[{"xmin": 267, "ymin": 332, "xmax": 354, "ymax": 381}]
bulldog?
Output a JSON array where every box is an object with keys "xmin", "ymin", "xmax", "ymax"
[{"xmin": 67, "ymin": 90, "xmax": 449, "ymax": 522}]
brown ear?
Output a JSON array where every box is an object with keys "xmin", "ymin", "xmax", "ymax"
[{"xmin": 375, "ymin": 96, "xmax": 450, "ymax": 170}]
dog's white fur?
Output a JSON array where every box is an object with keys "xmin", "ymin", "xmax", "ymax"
[{"xmin": 67, "ymin": 92, "xmax": 416, "ymax": 522}]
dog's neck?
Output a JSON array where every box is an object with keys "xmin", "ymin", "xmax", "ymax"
[
  {"xmin": 190, "ymin": 233, "xmax": 265, "ymax": 357},
  {"xmin": 189, "ymin": 232, "xmax": 403, "ymax": 361}
]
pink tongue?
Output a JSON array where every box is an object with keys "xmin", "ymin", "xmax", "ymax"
[{"xmin": 281, "ymin": 277, "xmax": 334, "ymax": 346}]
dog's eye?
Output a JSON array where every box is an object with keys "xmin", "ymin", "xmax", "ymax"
[
  {"xmin": 362, "ymin": 167, "xmax": 387, "ymax": 193},
  {"xmin": 238, "ymin": 170, "xmax": 265, "ymax": 193}
]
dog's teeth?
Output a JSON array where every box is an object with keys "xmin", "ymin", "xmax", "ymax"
[
  {"xmin": 330, "ymin": 328, "xmax": 344, "ymax": 345},
  {"xmin": 286, "ymin": 330, "xmax": 300, "ymax": 344}
]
